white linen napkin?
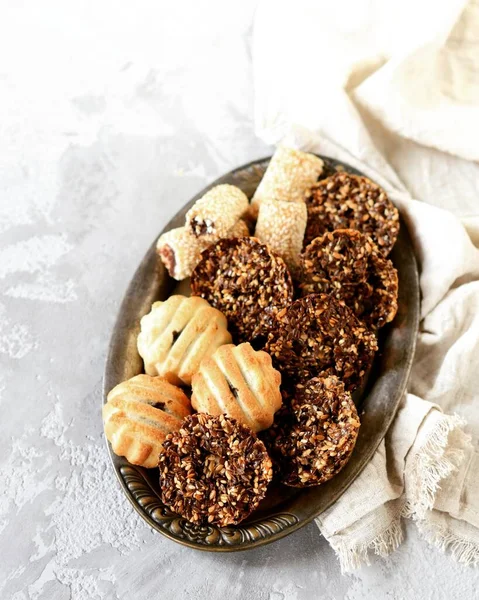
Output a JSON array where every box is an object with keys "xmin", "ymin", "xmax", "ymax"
[{"xmin": 253, "ymin": 0, "xmax": 479, "ymax": 571}]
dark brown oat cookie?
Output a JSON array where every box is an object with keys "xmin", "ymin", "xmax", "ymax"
[
  {"xmin": 159, "ymin": 413, "xmax": 272, "ymax": 527},
  {"xmin": 263, "ymin": 376, "xmax": 360, "ymax": 487},
  {"xmin": 305, "ymin": 172, "xmax": 399, "ymax": 256},
  {"xmin": 363, "ymin": 253, "xmax": 399, "ymax": 329},
  {"xmin": 300, "ymin": 229, "xmax": 370, "ymax": 287},
  {"xmin": 190, "ymin": 236, "xmax": 294, "ymax": 344},
  {"xmin": 265, "ymin": 294, "xmax": 378, "ymax": 391},
  {"xmin": 299, "ymin": 229, "xmax": 398, "ymax": 329}
]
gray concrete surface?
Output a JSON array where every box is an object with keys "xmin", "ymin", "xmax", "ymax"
[{"xmin": 1, "ymin": 1, "xmax": 477, "ymax": 598}]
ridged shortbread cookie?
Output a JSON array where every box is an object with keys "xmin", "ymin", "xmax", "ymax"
[
  {"xmin": 137, "ymin": 295, "xmax": 232, "ymax": 386},
  {"xmin": 103, "ymin": 374, "xmax": 191, "ymax": 468},
  {"xmin": 191, "ymin": 342, "xmax": 282, "ymax": 432}
]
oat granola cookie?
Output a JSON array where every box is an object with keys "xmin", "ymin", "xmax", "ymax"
[
  {"xmin": 299, "ymin": 229, "xmax": 398, "ymax": 329},
  {"xmin": 190, "ymin": 236, "xmax": 294, "ymax": 344},
  {"xmin": 363, "ymin": 253, "xmax": 399, "ymax": 329},
  {"xmin": 159, "ymin": 413, "xmax": 273, "ymax": 527},
  {"xmin": 263, "ymin": 376, "xmax": 360, "ymax": 487},
  {"xmin": 305, "ymin": 172, "xmax": 399, "ymax": 256},
  {"xmin": 265, "ymin": 294, "xmax": 378, "ymax": 391}
]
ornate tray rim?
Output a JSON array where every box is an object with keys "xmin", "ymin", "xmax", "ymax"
[{"xmin": 102, "ymin": 155, "xmax": 420, "ymax": 552}]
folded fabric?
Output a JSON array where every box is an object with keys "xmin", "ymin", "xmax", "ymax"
[
  {"xmin": 253, "ymin": 0, "xmax": 479, "ymax": 571},
  {"xmin": 317, "ymin": 395, "xmax": 470, "ymax": 571}
]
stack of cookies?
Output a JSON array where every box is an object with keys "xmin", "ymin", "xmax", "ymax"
[{"xmin": 103, "ymin": 146, "xmax": 400, "ymax": 528}]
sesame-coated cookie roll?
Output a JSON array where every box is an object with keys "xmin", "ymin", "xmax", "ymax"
[
  {"xmin": 254, "ymin": 198, "xmax": 307, "ymax": 273},
  {"xmin": 185, "ymin": 184, "xmax": 249, "ymax": 242},
  {"xmin": 157, "ymin": 226, "xmax": 203, "ymax": 281},
  {"xmin": 251, "ymin": 146, "xmax": 324, "ymax": 216},
  {"xmin": 157, "ymin": 219, "xmax": 249, "ymax": 281}
]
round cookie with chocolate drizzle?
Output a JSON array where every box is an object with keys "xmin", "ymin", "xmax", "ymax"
[
  {"xmin": 263, "ymin": 375, "xmax": 360, "ymax": 487},
  {"xmin": 305, "ymin": 172, "xmax": 399, "ymax": 256},
  {"xmin": 159, "ymin": 413, "xmax": 273, "ymax": 527},
  {"xmin": 299, "ymin": 229, "xmax": 398, "ymax": 330},
  {"xmin": 191, "ymin": 236, "xmax": 294, "ymax": 345},
  {"xmin": 265, "ymin": 293, "xmax": 378, "ymax": 391}
]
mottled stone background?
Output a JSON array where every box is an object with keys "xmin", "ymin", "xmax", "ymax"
[{"xmin": 1, "ymin": 1, "xmax": 478, "ymax": 598}]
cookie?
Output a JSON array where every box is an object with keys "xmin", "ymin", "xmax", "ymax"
[
  {"xmin": 191, "ymin": 342, "xmax": 282, "ymax": 432},
  {"xmin": 299, "ymin": 229, "xmax": 398, "ymax": 329},
  {"xmin": 137, "ymin": 295, "xmax": 232, "ymax": 386},
  {"xmin": 190, "ymin": 236, "xmax": 294, "ymax": 344},
  {"xmin": 159, "ymin": 413, "xmax": 273, "ymax": 527},
  {"xmin": 300, "ymin": 228, "xmax": 370, "ymax": 286},
  {"xmin": 265, "ymin": 294, "xmax": 378, "ymax": 391},
  {"xmin": 365, "ymin": 253, "xmax": 399, "ymax": 329},
  {"xmin": 254, "ymin": 198, "xmax": 307, "ymax": 274},
  {"xmin": 185, "ymin": 184, "xmax": 249, "ymax": 242},
  {"xmin": 157, "ymin": 219, "xmax": 250, "ymax": 281},
  {"xmin": 157, "ymin": 226, "xmax": 200, "ymax": 281},
  {"xmin": 305, "ymin": 172, "xmax": 399, "ymax": 256},
  {"xmin": 251, "ymin": 146, "xmax": 324, "ymax": 217},
  {"xmin": 103, "ymin": 375, "xmax": 191, "ymax": 468},
  {"xmin": 263, "ymin": 376, "xmax": 360, "ymax": 487}
]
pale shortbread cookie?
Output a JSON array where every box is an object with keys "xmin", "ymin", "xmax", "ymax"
[
  {"xmin": 251, "ymin": 146, "xmax": 323, "ymax": 217},
  {"xmin": 103, "ymin": 374, "xmax": 191, "ymax": 468},
  {"xmin": 156, "ymin": 219, "xmax": 249, "ymax": 281},
  {"xmin": 191, "ymin": 342, "xmax": 282, "ymax": 432},
  {"xmin": 254, "ymin": 198, "xmax": 307, "ymax": 273},
  {"xmin": 137, "ymin": 295, "xmax": 232, "ymax": 386},
  {"xmin": 185, "ymin": 184, "xmax": 249, "ymax": 242}
]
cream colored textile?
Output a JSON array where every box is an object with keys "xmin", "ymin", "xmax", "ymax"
[{"xmin": 254, "ymin": 0, "xmax": 479, "ymax": 571}]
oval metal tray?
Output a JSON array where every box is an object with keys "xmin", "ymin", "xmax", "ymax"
[{"xmin": 103, "ymin": 155, "xmax": 420, "ymax": 551}]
